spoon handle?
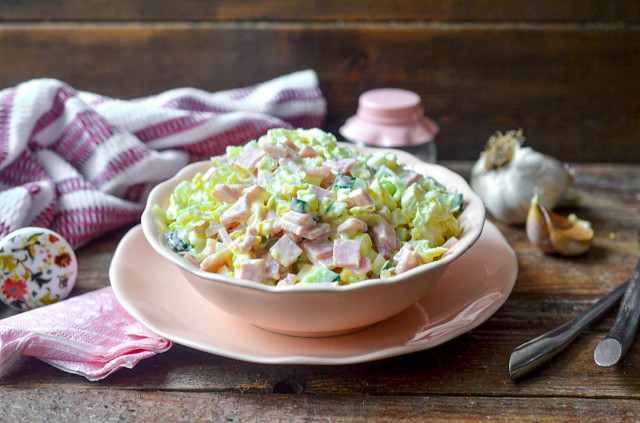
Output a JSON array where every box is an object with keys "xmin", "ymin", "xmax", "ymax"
[
  {"xmin": 594, "ymin": 261, "xmax": 640, "ymax": 367},
  {"xmin": 509, "ymin": 280, "xmax": 629, "ymax": 380}
]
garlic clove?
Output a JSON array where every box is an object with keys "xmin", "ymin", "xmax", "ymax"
[
  {"xmin": 526, "ymin": 195, "xmax": 554, "ymax": 253},
  {"xmin": 526, "ymin": 194, "xmax": 594, "ymax": 256}
]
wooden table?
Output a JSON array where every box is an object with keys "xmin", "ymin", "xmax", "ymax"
[{"xmin": 1, "ymin": 162, "xmax": 639, "ymax": 422}]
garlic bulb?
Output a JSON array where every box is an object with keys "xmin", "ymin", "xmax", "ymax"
[
  {"xmin": 470, "ymin": 130, "xmax": 571, "ymax": 224},
  {"xmin": 526, "ymin": 194, "xmax": 593, "ymax": 256}
]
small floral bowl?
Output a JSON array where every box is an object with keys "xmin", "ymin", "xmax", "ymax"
[
  {"xmin": 141, "ymin": 144, "xmax": 485, "ymax": 337},
  {"xmin": 0, "ymin": 227, "xmax": 77, "ymax": 310}
]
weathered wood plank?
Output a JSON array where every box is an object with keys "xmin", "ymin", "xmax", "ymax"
[
  {"xmin": 2, "ymin": 307, "xmax": 640, "ymax": 398},
  {"xmin": 1, "ymin": 0, "xmax": 639, "ymax": 23},
  {"xmin": 1, "ymin": 385, "xmax": 640, "ymax": 422},
  {"xmin": 0, "ymin": 24, "xmax": 638, "ymax": 162}
]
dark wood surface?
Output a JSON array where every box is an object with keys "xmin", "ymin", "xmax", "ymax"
[
  {"xmin": 1, "ymin": 2, "xmax": 640, "ymax": 420},
  {"xmin": 1, "ymin": 162, "xmax": 639, "ymax": 422},
  {"xmin": 2, "ymin": 0, "xmax": 639, "ymax": 22},
  {"xmin": 0, "ymin": 1, "xmax": 638, "ymax": 162}
]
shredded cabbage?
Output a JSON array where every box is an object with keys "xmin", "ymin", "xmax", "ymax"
[{"xmin": 154, "ymin": 128, "xmax": 463, "ymax": 286}]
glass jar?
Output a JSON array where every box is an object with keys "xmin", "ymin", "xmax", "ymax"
[{"xmin": 339, "ymin": 88, "xmax": 438, "ymax": 163}]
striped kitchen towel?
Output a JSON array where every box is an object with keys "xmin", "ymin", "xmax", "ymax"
[{"xmin": 0, "ymin": 70, "xmax": 326, "ymax": 247}]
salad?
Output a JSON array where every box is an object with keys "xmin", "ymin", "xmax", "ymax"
[{"xmin": 154, "ymin": 128, "xmax": 462, "ymax": 286}]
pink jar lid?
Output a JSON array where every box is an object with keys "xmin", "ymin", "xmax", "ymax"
[{"xmin": 339, "ymin": 88, "xmax": 439, "ymax": 147}]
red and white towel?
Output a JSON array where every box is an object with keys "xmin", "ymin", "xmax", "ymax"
[{"xmin": 0, "ymin": 70, "xmax": 326, "ymax": 247}]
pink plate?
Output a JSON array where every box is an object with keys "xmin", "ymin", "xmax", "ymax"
[{"xmin": 110, "ymin": 222, "xmax": 517, "ymax": 364}]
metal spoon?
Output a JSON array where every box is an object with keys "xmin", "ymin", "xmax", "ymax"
[
  {"xmin": 594, "ymin": 231, "xmax": 640, "ymax": 367},
  {"xmin": 509, "ymin": 279, "xmax": 629, "ymax": 380}
]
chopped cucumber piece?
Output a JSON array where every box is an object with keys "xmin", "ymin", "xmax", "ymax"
[
  {"xmin": 290, "ymin": 198, "xmax": 307, "ymax": 213},
  {"xmin": 451, "ymin": 193, "xmax": 463, "ymax": 213},
  {"xmin": 333, "ymin": 173, "xmax": 356, "ymax": 190},
  {"xmin": 300, "ymin": 266, "xmax": 340, "ymax": 283},
  {"xmin": 165, "ymin": 230, "xmax": 190, "ymax": 252}
]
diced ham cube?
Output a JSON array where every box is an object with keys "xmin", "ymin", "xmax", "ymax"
[
  {"xmin": 239, "ymin": 227, "xmax": 257, "ymax": 252},
  {"xmin": 183, "ymin": 254, "xmax": 200, "ymax": 267},
  {"xmin": 220, "ymin": 197, "xmax": 250, "ymax": 227},
  {"xmin": 243, "ymin": 185, "xmax": 266, "ymax": 204},
  {"xmin": 309, "ymin": 184, "xmax": 332, "ymax": 205},
  {"xmin": 270, "ymin": 234, "xmax": 303, "ymax": 267},
  {"xmin": 302, "ymin": 238, "xmax": 335, "ymax": 268},
  {"xmin": 201, "ymin": 248, "xmax": 232, "ymax": 272},
  {"xmin": 217, "ymin": 227, "xmax": 233, "ymax": 245},
  {"xmin": 264, "ymin": 255, "xmax": 282, "ymax": 280},
  {"xmin": 344, "ymin": 256, "xmax": 372, "ymax": 275},
  {"xmin": 247, "ymin": 207, "xmax": 266, "ymax": 227},
  {"xmin": 263, "ymin": 144, "xmax": 290, "ymax": 160},
  {"xmin": 280, "ymin": 219, "xmax": 308, "ymax": 237},
  {"xmin": 236, "ymin": 258, "xmax": 266, "ymax": 283},
  {"xmin": 230, "ymin": 144, "xmax": 265, "ymax": 172},
  {"xmin": 377, "ymin": 207, "xmax": 391, "ymax": 220},
  {"xmin": 371, "ymin": 220, "xmax": 400, "ymax": 259},
  {"xmin": 401, "ymin": 169, "xmax": 422, "ymax": 186},
  {"xmin": 301, "ymin": 223, "xmax": 331, "ymax": 240},
  {"xmin": 323, "ymin": 172, "xmax": 336, "ymax": 186},
  {"xmin": 319, "ymin": 256, "xmax": 335, "ymax": 269},
  {"xmin": 265, "ymin": 211, "xmax": 284, "ymax": 237},
  {"xmin": 211, "ymin": 184, "xmax": 244, "ymax": 203},
  {"xmin": 299, "ymin": 145, "xmax": 317, "ymax": 158},
  {"xmin": 332, "ymin": 239, "xmax": 361, "ymax": 268},
  {"xmin": 302, "ymin": 238, "xmax": 334, "ymax": 264},
  {"xmin": 300, "ymin": 165, "xmax": 331, "ymax": 179},
  {"xmin": 284, "ymin": 231, "xmax": 303, "ymax": 245},
  {"xmin": 281, "ymin": 138, "xmax": 299, "ymax": 152},
  {"xmin": 283, "ymin": 211, "xmax": 315, "ymax": 226},
  {"xmin": 346, "ymin": 188, "xmax": 374, "ymax": 207},
  {"xmin": 393, "ymin": 243, "xmax": 420, "ymax": 274},
  {"xmin": 202, "ymin": 165, "xmax": 218, "ymax": 182},
  {"xmin": 326, "ymin": 158, "xmax": 357, "ymax": 174},
  {"xmin": 442, "ymin": 236, "xmax": 458, "ymax": 249},
  {"xmin": 277, "ymin": 273, "xmax": 297, "ymax": 287},
  {"xmin": 337, "ymin": 217, "xmax": 368, "ymax": 233},
  {"xmin": 269, "ymin": 220, "xmax": 283, "ymax": 237}
]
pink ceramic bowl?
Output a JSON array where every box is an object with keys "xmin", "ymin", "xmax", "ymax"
[{"xmin": 140, "ymin": 143, "xmax": 486, "ymax": 337}]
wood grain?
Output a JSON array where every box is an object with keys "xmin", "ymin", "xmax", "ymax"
[
  {"xmin": 0, "ymin": 25, "xmax": 638, "ymax": 162},
  {"xmin": 2, "ymin": 388, "xmax": 639, "ymax": 422},
  {"xmin": 3, "ymin": 322, "xmax": 640, "ymax": 398},
  {"xmin": 1, "ymin": 0, "xmax": 639, "ymax": 22}
]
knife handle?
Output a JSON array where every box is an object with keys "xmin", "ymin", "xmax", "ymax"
[
  {"xmin": 509, "ymin": 280, "xmax": 629, "ymax": 380},
  {"xmin": 594, "ymin": 263, "xmax": 640, "ymax": 367}
]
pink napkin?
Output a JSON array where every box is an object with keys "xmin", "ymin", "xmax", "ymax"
[
  {"xmin": 0, "ymin": 286, "xmax": 171, "ymax": 381},
  {"xmin": 0, "ymin": 70, "xmax": 326, "ymax": 247}
]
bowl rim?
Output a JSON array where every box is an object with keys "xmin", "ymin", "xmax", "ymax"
[{"xmin": 140, "ymin": 142, "xmax": 486, "ymax": 294}]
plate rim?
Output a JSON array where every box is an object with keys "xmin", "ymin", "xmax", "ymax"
[{"xmin": 110, "ymin": 221, "xmax": 517, "ymax": 365}]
